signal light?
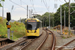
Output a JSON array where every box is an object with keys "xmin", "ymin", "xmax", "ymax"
[
  {"xmin": 7, "ymin": 12, "xmax": 11, "ymax": 21},
  {"xmin": 6, "ymin": 22, "xmax": 9, "ymax": 25}
]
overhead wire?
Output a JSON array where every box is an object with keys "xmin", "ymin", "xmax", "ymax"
[
  {"xmin": 31, "ymin": 0, "xmax": 36, "ymax": 12},
  {"xmin": 59, "ymin": 0, "xmax": 65, "ymax": 3},
  {"xmin": 43, "ymin": 0, "xmax": 49, "ymax": 11},
  {"xmin": 64, "ymin": 0, "xmax": 68, "ymax": 3},
  {"xmin": 43, "ymin": 0, "xmax": 57, "ymax": 12},
  {"xmin": 30, "ymin": 0, "xmax": 37, "ymax": 13},
  {"xmin": 9, "ymin": 0, "xmax": 27, "ymax": 10},
  {"xmin": 20, "ymin": 0, "xmax": 27, "ymax": 5}
]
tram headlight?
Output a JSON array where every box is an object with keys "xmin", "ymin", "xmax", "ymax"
[
  {"xmin": 34, "ymin": 30, "xmax": 36, "ymax": 33},
  {"xmin": 27, "ymin": 31, "xmax": 29, "ymax": 33}
]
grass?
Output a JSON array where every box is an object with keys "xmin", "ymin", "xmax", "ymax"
[
  {"xmin": 62, "ymin": 36, "xmax": 66, "ymax": 39},
  {"xmin": 0, "ymin": 17, "xmax": 25, "ymax": 40}
]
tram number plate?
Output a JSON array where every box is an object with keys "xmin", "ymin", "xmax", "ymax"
[{"xmin": 28, "ymin": 20, "xmax": 36, "ymax": 22}]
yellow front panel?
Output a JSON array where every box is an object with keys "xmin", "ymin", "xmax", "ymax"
[{"xmin": 26, "ymin": 29, "xmax": 39, "ymax": 36}]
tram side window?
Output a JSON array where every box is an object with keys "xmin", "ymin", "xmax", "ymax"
[
  {"xmin": 37, "ymin": 22, "xmax": 40, "ymax": 28},
  {"xmin": 40, "ymin": 23, "xmax": 42, "ymax": 27}
]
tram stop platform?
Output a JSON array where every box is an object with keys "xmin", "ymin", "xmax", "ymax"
[{"xmin": 0, "ymin": 38, "xmax": 15, "ymax": 47}]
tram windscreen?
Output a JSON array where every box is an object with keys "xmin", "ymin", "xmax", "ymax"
[{"xmin": 27, "ymin": 22, "xmax": 37, "ymax": 30}]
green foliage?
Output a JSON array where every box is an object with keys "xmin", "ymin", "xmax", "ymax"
[
  {"xmin": 0, "ymin": 0, "xmax": 5, "ymax": 7},
  {"xmin": 0, "ymin": 3, "xmax": 3, "ymax": 7},
  {"xmin": 0, "ymin": 17, "xmax": 25, "ymax": 40},
  {"xmin": 54, "ymin": 3, "xmax": 75, "ymax": 27},
  {"xmin": 10, "ymin": 21, "xmax": 25, "ymax": 38},
  {"xmin": 1, "ymin": 0, "xmax": 5, "ymax": 1},
  {"xmin": 34, "ymin": 12, "xmax": 54, "ymax": 27}
]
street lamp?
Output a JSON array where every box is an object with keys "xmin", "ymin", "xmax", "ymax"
[
  {"xmin": 47, "ymin": 9, "xmax": 50, "ymax": 29},
  {"xmin": 2, "ymin": 1, "xmax": 4, "ymax": 19}
]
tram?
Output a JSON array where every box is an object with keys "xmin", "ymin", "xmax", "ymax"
[{"xmin": 25, "ymin": 18, "xmax": 42, "ymax": 37}]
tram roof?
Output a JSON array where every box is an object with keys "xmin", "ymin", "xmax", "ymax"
[{"xmin": 25, "ymin": 18, "xmax": 42, "ymax": 22}]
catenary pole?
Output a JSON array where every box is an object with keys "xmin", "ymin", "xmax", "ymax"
[
  {"xmin": 2, "ymin": 1, "xmax": 4, "ymax": 19},
  {"xmin": 53, "ymin": 17, "xmax": 54, "ymax": 27},
  {"xmin": 49, "ymin": 13, "xmax": 50, "ymax": 29},
  {"xmin": 68, "ymin": 0, "xmax": 70, "ymax": 36},
  {"xmin": 29, "ymin": 10, "xmax": 30, "ymax": 18},
  {"xmin": 27, "ymin": 5, "xmax": 28, "ymax": 18},
  {"xmin": 64, "ymin": 10, "xmax": 66, "ymax": 28},
  {"xmin": 60, "ymin": 5, "xmax": 62, "ymax": 34}
]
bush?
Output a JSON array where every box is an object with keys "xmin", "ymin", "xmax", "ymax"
[
  {"xmin": 0, "ymin": 35, "xmax": 6, "ymax": 38},
  {"xmin": 0, "ymin": 17, "xmax": 25, "ymax": 40}
]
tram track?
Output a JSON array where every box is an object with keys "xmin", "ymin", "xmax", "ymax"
[
  {"xmin": 36, "ymin": 29, "xmax": 48, "ymax": 50},
  {"xmin": 21, "ymin": 31, "xmax": 45, "ymax": 50},
  {"xmin": 57, "ymin": 39, "xmax": 75, "ymax": 50},
  {"xmin": 47, "ymin": 29, "xmax": 56, "ymax": 50},
  {"xmin": 20, "ymin": 36, "xmax": 41, "ymax": 50},
  {"xmin": 6, "ymin": 33, "xmax": 43, "ymax": 50},
  {"xmin": 6, "ymin": 38, "xmax": 28, "ymax": 50},
  {"xmin": 21, "ymin": 29, "xmax": 56, "ymax": 50},
  {"xmin": 20, "ymin": 29, "xmax": 56, "ymax": 50},
  {"xmin": 36, "ymin": 29, "xmax": 56, "ymax": 50},
  {"xmin": 73, "ymin": 48, "xmax": 75, "ymax": 50},
  {"xmin": 6, "ymin": 37, "xmax": 38, "ymax": 50},
  {"xmin": 1, "ymin": 29, "xmax": 56, "ymax": 50}
]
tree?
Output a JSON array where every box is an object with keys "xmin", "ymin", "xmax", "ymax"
[
  {"xmin": 0, "ymin": 0, "xmax": 5, "ymax": 7},
  {"xmin": 0, "ymin": 3, "xmax": 2, "ymax": 7},
  {"xmin": 42, "ymin": 12, "xmax": 54, "ymax": 27},
  {"xmin": 54, "ymin": 3, "xmax": 75, "ymax": 27}
]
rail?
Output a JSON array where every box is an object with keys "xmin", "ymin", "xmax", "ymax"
[
  {"xmin": 48, "ymin": 29, "xmax": 56, "ymax": 50},
  {"xmin": 57, "ymin": 39, "xmax": 75, "ymax": 50}
]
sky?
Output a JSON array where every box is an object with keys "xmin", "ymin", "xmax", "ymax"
[{"xmin": 0, "ymin": 0, "xmax": 75, "ymax": 21}]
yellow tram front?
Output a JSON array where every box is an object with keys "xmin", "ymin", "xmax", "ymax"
[{"xmin": 25, "ymin": 18, "xmax": 42, "ymax": 37}]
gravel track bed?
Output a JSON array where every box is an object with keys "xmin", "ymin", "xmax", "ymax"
[
  {"xmin": 0, "ymin": 37, "xmax": 27, "ymax": 50},
  {"xmin": 51, "ymin": 30, "xmax": 75, "ymax": 50},
  {"xmin": 8, "ymin": 39, "xmax": 33, "ymax": 50},
  {"xmin": 62, "ymin": 41, "xmax": 75, "ymax": 50},
  {"xmin": 40, "ymin": 31, "xmax": 52, "ymax": 50},
  {"xmin": 22, "ymin": 30, "xmax": 46, "ymax": 50}
]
